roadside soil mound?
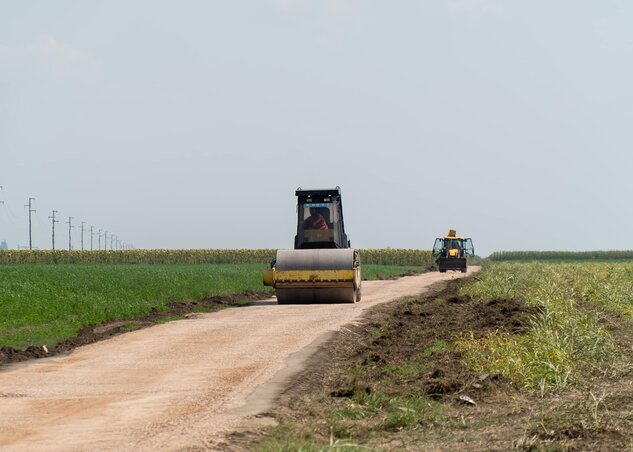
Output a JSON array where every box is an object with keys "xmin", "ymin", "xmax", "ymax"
[{"xmin": 278, "ymin": 278, "xmax": 536, "ymax": 408}]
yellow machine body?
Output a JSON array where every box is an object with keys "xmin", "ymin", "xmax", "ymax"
[{"xmin": 263, "ymin": 268, "xmax": 359, "ymax": 289}]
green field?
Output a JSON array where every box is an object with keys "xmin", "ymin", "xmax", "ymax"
[{"xmin": 0, "ymin": 263, "xmax": 426, "ymax": 349}]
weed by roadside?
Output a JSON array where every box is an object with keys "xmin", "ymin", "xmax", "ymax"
[
  {"xmin": 249, "ymin": 277, "xmax": 534, "ymax": 450},
  {"xmin": 457, "ymin": 263, "xmax": 631, "ymax": 392},
  {"xmin": 244, "ymin": 264, "xmax": 633, "ymax": 451}
]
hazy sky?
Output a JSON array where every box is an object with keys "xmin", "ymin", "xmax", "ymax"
[{"xmin": 1, "ymin": 1, "xmax": 632, "ymax": 256}]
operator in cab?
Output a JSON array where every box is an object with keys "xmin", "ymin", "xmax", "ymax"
[{"xmin": 304, "ymin": 208, "xmax": 329, "ymax": 230}]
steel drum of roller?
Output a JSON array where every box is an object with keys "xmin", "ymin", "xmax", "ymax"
[
  {"xmin": 276, "ymin": 249, "xmax": 355, "ymax": 271},
  {"xmin": 272, "ymin": 249, "xmax": 361, "ymax": 304}
]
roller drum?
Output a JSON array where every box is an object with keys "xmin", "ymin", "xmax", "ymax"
[
  {"xmin": 274, "ymin": 249, "xmax": 360, "ymax": 304},
  {"xmin": 276, "ymin": 249, "xmax": 355, "ymax": 271}
]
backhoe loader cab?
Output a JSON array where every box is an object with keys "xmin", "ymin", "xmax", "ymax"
[{"xmin": 432, "ymin": 230, "xmax": 474, "ymax": 273}]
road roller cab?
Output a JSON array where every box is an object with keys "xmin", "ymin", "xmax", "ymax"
[
  {"xmin": 263, "ymin": 187, "xmax": 362, "ymax": 304},
  {"xmin": 295, "ymin": 188, "xmax": 350, "ymax": 250}
]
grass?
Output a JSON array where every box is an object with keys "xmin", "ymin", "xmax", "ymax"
[
  {"xmin": 0, "ymin": 263, "xmax": 424, "ymax": 349},
  {"xmin": 250, "ymin": 263, "xmax": 633, "ymax": 450},
  {"xmin": 362, "ymin": 265, "xmax": 425, "ymax": 280},
  {"xmin": 257, "ymin": 424, "xmax": 368, "ymax": 452},
  {"xmin": 456, "ymin": 262, "xmax": 632, "ymax": 391},
  {"xmin": 256, "ymin": 391, "xmax": 445, "ymax": 451}
]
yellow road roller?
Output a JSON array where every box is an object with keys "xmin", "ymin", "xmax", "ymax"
[{"xmin": 263, "ymin": 187, "xmax": 362, "ymax": 303}]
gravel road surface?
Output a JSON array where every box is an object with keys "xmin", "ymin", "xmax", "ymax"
[{"xmin": 0, "ymin": 269, "xmax": 476, "ymax": 451}]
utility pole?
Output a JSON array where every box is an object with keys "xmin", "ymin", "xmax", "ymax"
[
  {"xmin": 80, "ymin": 222, "xmax": 86, "ymax": 251},
  {"xmin": 48, "ymin": 210, "xmax": 59, "ymax": 250},
  {"xmin": 90, "ymin": 226, "xmax": 94, "ymax": 251},
  {"xmin": 110, "ymin": 234, "xmax": 114, "ymax": 250},
  {"xmin": 104, "ymin": 231, "xmax": 108, "ymax": 251},
  {"xmin": 66, "ymin": 217, "xmax": 73, "ymax": 251},
  {"xmin": 24, "ymin": 197, "xmax": 36, "ymax": 250},
  {"xmin": 98, "ymin": 229, "xmax": 102, "ymax": 250}
]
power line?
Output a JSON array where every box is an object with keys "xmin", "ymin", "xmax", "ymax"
[
  {"xmin": 0, "ymin": 186, "xmax": 19, "ymax": 224},
  {"xmin": 5, "ymin": 189, "xmax": 131, "ymax": 252},
  {"xmin": 48, "ymin": 210, "xmax": 59, "ymax": 250}
]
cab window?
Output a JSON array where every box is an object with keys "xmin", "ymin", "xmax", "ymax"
[
  {"xmin": 433, "ymin": 238, "xmax": 444, "ymax": 255},
  {"xmin": 302, "ymin": 203, "xmax": 333, "ymax": 230}
]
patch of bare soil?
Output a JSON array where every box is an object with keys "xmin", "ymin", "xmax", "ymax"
[
  {"xmin": 237, "ymin": 278, "xmax": 633, "ymax": 451},
  {"xmin": 0, "ymin": 290, "xmax": 272, "ymax": 368},
  {"xmin": 322, "ymin": 282, "xmax": 536, "ymax": 402}
]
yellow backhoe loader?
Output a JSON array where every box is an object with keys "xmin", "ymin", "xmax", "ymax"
[
  {"xmin": 432, "ymin": 229, "xmax": 474, "ymax": 273},
  {"xmin": 263, "ymin": 187, "xmax": 361, "ymax": 303}
]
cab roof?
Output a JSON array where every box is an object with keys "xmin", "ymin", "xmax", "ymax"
[{"xmin": 295, "ymin": 188, "xmax": 341, "ymax": 198}]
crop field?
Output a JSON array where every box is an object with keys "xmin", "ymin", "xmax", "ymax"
[
  {"xmin": 250, "ymin": 261, "xmax": 633, "ymax": 451},
  {"xmin": 0, "ymin": 248, "xmax": 436, "ymax": 267},
  {"xmin": 0, "ymin": 262, "xmax": 428, "ymax": 351},
  {"xmin": 489, "ymin": 250, "xmax": 633, "ymax": 261}
]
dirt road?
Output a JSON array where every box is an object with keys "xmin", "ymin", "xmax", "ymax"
[{"xmin": 0, "ymin": 270, "xmax": 476, "ymax": 451}]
